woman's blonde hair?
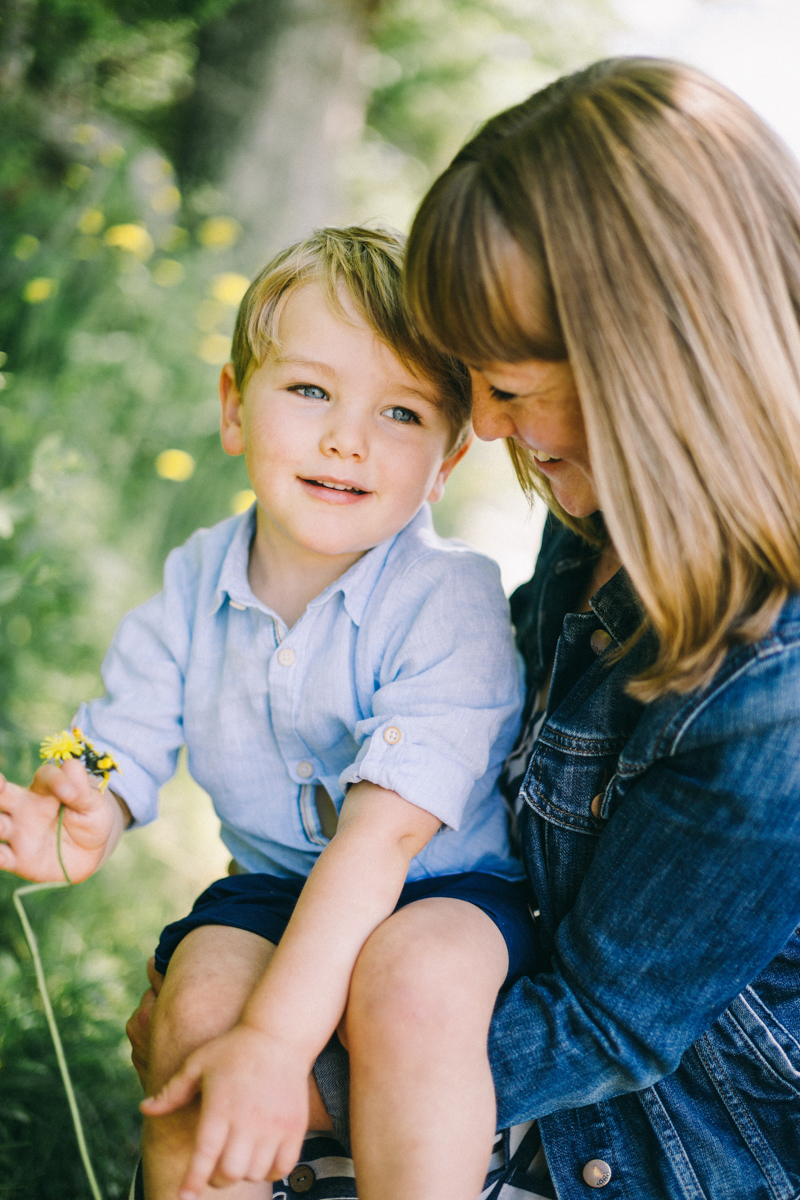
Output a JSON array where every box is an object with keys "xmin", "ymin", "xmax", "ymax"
[
  {"xmin": 406, "ymin": 57, "xmax": 800, "ymax": 700},
  {"xmin": 232, "ymin": 225, "xmax": 470, "ymax": 451}
]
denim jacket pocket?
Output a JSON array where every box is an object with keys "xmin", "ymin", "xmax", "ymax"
[
  {"xmin": 520, "ymin": 727, "xmax": 626, "ymax": 835},
  {"xmin": 722, "ymin": 986, "xmax": 800, "ymax": 1099}
]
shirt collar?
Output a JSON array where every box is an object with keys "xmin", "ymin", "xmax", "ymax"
[
  {"xmin": 211, "ymin": 505, "xmax": 267, "ymax": 616},
  {"xmin": 211, "ymin": 502, "xmax": 431, "ymax": 627},
  {"xmin": 307, "ymin": 504, "xmax": 433, "ymax": 626}
]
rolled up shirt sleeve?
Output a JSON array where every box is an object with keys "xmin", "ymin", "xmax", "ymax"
[
  {"xmin": 73, "ymin": 545, "xmax": 194, "ymax": 826},
  {"xmin": 489, "ymin": 643, "xmax": 800, "ymax": 1128},
  {"xmin": 339, "ymin": 550, "xmax": 524, "ymax": 828}
]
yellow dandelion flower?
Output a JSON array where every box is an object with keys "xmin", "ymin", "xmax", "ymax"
[{"xmin": 40, "ymin": 730, "xmax": 83, "ymax": 763}]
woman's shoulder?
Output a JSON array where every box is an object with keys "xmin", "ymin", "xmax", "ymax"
[{"xmin": 620, "ymin": 591, "xmax": 800, "ymax": 784}]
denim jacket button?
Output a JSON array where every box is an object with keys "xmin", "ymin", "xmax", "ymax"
[
  {"xmin": 590, "ymin": 793, "xmax": 604, "ymax": 818},
  {"xmin": 590, "ymin": 629, "xmax": 612, "ymax": 655},
  {"xmin": 582, "ymin": 1159, "xmax": 612, "ymax": 1187}
]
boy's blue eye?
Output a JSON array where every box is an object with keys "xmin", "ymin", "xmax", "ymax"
[
  {"xmin": 385, "ymin": 406, "xmax": 417, "ymax": 424},
  {"xmin": 294, "ymin": 385, "xmax": 327, "ymax": 400}
]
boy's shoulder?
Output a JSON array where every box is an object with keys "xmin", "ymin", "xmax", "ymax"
[
  {"xmin": 365, "ymin": 505, "xmax": 507, "ymax": 618},
  {"xmin": 162, "ymin": 509, "xmax": 251, "ymax": 599}
]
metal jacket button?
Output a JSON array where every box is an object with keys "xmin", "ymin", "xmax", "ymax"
[
  {"xmin": 288, "ymin": 1163, "xmax": 316, "ymax": 1192},
  {"xmin": 590, "ymin": 793, "xmax": 604, "ymax": 819},
  {"xmin": 590, "ymin": 629, "xmax": 612, "ymax": 655},
  {"xmin": 277, "ymin": 646, "xmax": 296, "ymax": 666},
  {"xmin": 297, "ymin": 761, "xmax": 313, "ymax": 778},
  {"xmin": 582, "ymin": 1158, "xmax": 612, "ymax": 1187}
]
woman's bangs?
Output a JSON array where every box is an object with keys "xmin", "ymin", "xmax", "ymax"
[{"xmin": 407, "ymin": 167, "xmax": 562, "ymax": 366}]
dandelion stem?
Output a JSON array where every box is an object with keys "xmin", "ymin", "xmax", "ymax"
[{"xmin": 12, "ymin": 883, "xmax": 103, "ymax": 1200}]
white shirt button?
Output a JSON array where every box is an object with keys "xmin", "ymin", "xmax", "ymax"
[
  {"xmin": 383, "ymin": 726, "xmax": 402, "ymax": 745},
  {"xmin": 277, "ymin": 646, "xmax": 296, "ymax": 666},
  {"xmin": 297, "ymin": 761, "xmax": 314, "ymax": 778},
  {"xmin": 582, "ymin": 1159, "xmax": 612, "ymax": 1188},
  {"xmin": 590, "ymin": 629, "xmax": 612, "ymax": 655}
]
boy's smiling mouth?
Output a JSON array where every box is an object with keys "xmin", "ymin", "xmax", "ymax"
[{"xmin": 300, "ymin": 475, "xmax": 371, "ymax": 499}]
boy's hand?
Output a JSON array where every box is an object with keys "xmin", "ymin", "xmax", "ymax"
[
  {"xmin": 141, "ymin": 1025, "xmax": 308, "ymax": 1199},
  {"xmin": 0, "ymin": 758, "xmax": 128, "ymax": 882}
]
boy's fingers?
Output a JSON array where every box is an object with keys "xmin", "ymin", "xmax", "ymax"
[
  {"xmin": 141, "ymin": 1063, "xmax": 201, "ymax": 1115},
  {"xmin": 0, "ymin": 779, "xmax": 32, "ymax": 813},
  {"xmin": 0, "ymin": 842, "xmax": 16, "ymax": 872},
  {"xmin": 218, "ymin": 1132, "xmax": 257, "ymax": 1183},
  {"xmin": 179, "ymin": 1117, "xmax": 229, "ymax": 1200},
  {"xmin": 33, "ymin": 762, "xmax": 99, "ymax": 811},
  {"xmin": 273, "ymin": 1132, "xmax": 306, "ymax": 1181}
]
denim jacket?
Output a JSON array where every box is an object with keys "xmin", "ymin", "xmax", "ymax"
[{"xmin": 489, "ymin": 516, "xmax": 800, "ymax": 1200}]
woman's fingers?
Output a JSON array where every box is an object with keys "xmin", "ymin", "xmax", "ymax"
[{"xmin": 146, "ymin": 955, "xmax": 166, "ymax": 994}]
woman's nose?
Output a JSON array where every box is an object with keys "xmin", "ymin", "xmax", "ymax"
[{"xmin": 471, "ymin": 378, "xmax": 516, "ymax": 442}]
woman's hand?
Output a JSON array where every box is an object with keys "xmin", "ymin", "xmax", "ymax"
[
  {"xmin": 126, "ymin": 956, "xmax": 165, "ymax": 1088},
  {"xmin": 0, "ymin": 757, "xmax": 129, "ymax": 882},
  {"xmin": 141, "ymin": 1024, "xmax": 309, "ymax": 1199}
]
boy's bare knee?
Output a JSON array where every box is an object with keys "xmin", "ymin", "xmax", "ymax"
[
  {"xmin": 147, "ymin": 925, "xmax": 276, "ymax": 1086},
  {"xmin": 346, "ymin": 898, "xmax": 506, "ymax": 1051}
]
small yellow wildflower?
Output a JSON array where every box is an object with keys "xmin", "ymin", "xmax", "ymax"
[
  {"xmin": 40, "ymin": 730, "xmax": 83, "ymax": 763},
  {"xmin": 39, "ymin": 727, "xmax": 121, "ymax": 790}
]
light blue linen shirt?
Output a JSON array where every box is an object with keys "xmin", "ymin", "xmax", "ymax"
[{"xmin": 76, "ymin": 504, "xmax": 525, "ymax": 882}]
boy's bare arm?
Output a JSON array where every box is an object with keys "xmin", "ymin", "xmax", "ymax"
[
  {"xmin": 0, "ymin": 758, "xmax": 131, "ymax": 882},
  {"xmin": 142, "ymin": 779, "xmax": 441, "ymax": 1197}
]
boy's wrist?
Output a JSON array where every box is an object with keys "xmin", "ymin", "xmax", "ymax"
[{"xmin": 238, "ymin": 1014, "xmax": 319, "ymax": 1071}]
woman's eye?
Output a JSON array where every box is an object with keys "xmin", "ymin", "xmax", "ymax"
[
  {"xmin": 385, "ymin": 406, "xmax": 418, "ymax": 424},
  {"xmin": 490, "ymin": 386, "xmax": 516, "ymax": 401},
  {"xmin": 293, "ymin": 384, "xmax": 327, "ymax": 400}
]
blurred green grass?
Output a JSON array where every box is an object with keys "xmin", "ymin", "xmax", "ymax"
[
  {"xmin": 0, "ymin": 1, "xmax": 607, "ymax": 1193},
  {"xmin": 0, "ymin": 755, "xmax": 229, "ymax": 1198}
]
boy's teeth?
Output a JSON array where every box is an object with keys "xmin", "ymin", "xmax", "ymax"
[
  {"xmin": 313, "ymin": 479, "xmax": 361, "ymax": 492},
  {"xmin": 533, "ymin": 450, "xmax": 552, "ymax": 462}
]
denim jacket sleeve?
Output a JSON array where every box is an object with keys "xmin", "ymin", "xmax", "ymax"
[{"xmin": 489, "ymin": 615, "xmax": 800, "ymax": 1129}]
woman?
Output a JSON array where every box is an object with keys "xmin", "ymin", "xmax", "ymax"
[
  {"xmin": 396, "ymin": 55, "xmax": 800, "ymax": 1200},
  {"xmin": 129, "ymin": 58, "xmax": 800, "ymax": 1199}
]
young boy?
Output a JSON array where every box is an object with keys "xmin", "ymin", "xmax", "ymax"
[{"xmin": 0, "ymin": 228, "xmax": 534, "ymax": 1200}]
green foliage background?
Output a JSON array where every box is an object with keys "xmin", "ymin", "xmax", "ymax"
[{"xmin": 0, "ymin": 1, "xmax": 609, "ymax": 1194}]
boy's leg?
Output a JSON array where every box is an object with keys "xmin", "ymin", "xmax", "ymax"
[
  {"xmin": 142, "ymin": 924, "xmax": 333, "ymax": 1200},
  {"xmin": 344, "ymin": 897, "xmax": 509, "ymax": 1200},
  {"xmin": 143, "ymin": 924, "xmax": 275, "ymax": 1199}
]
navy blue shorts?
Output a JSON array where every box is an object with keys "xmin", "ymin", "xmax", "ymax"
[{"xmin": 154, "ymin": 870, "xmax": 538, "ymax": 987}]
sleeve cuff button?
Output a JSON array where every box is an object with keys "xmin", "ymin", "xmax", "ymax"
[{"xmin": 383, "ymin": 726, "xmax": 402, "ymax": 745}]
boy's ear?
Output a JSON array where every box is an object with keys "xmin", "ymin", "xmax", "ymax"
[
  {"xmin": 427, "ymin": 431, "xmax": 473, "ymax": 503},
  {"xmin": 219, "ymin": 363, "xmax": 245, "ymax": 457}
]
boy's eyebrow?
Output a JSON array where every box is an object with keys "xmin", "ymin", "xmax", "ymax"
[
  {"xmin": 272, "ymin": 356, "xmax": 337, "ymax": 374},
  {"xmin": 273, "ymin": 356, "xmax": 440, "ymax": 407},
  {"xmin": 381, "ymin": 381, "xmax": 440, "ymax": 407}
]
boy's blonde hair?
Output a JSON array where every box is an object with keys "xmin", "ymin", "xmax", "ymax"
[
  {"xmin": 232, "ymin": 226, "xmax": 470, "ymax": 451},
  {"xmin": 406, "ymin": 58, "xmax": 800, "ymax": 700}
]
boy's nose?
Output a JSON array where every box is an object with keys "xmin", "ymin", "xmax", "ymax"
[{"xmin": 320, "ymin": 416, "xmax": 368, "ymax": 459}]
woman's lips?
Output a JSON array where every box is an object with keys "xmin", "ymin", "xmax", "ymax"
[{"xmin": 299, "ymin": 476, "xmax": 372, "ymax": 504}]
